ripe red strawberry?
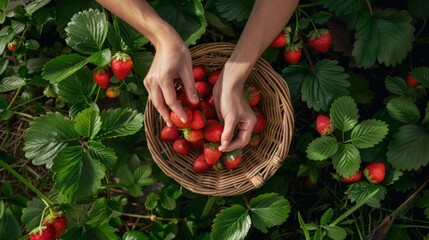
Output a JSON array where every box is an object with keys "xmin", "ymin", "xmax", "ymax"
[
  {"xmin": 105, "ymin": 85, "xmax": 120, "ymax": 98},
  {"xmin": 208, "ymin": 69, "xmax": 222, "ymax": 86},
  {"xmin": 363, "ymin": 162, "xmax": 386, "ymax": 184},
  {"xmin": 248, "ymin": 134, "xmax": 261, "ymax": 147},
  {"xmin": 51, "ymin": 214, "xmax": 67, "ymax": 238},
  {"xmin": 178, "ymin": 91, "xmax": 200, "ymax": 109},
  {"xmin": 307, "ymin": 29, "xmax": 332, "ymax": 53},
  {"xmin": 222, "ymin": 149, "xmax": 243, "ymax": 170},
  {"xmin": 170, "ymin": 108, "xmax": 193, "ymax": 128},
  {"xmin": 93, "ymin": 67, "xmax": 112, "ymax": 89},
  {"xmin": 406, "ymin": 73, "xmax": 419, "ymax": 88},
  {"xmin": 270, "ymin": 31, "xmax": 287, "ymax": 48},
  {"xmin": 7, "ymin": 41, "xmax": 17, "ymax": 52},
  {"xmin": 244, "ymin": 85, "xmax": 261, "ymax": 107},
  {"xmin": 190, "ymin": 138, "xmax": 206, "ymax": 150},
  {"xmin": 283, "ymin": 47, "xmax": 302, "ymax": 65},
  {"xmin": 341, "ymin": 170, "xmax": 362, "ymax": 183},
  {"xmin": 316, "ymin": 114, "xmax": 334, "ymax": 135},
  {"xmin": 204, "ymin": 119, "xmax": 224, "ymax": 142},
  {"xmin": 193, "ymin": 65, "xmax": 206, "ymax": 82},
  {"xmin": 183, "ymin": 128, "xmax": 204, "ymax": 142},
  {"xmin": 173, "ymin": 138, "xmax": 191, "ymax": 155},
  {"xmin": 195, "ymin": 81, "xmax": 211, "ymax": 98},
  {"xmin": 110, "ymin": 52, "xmax": 133, "ymax": 80},
  {"xmin": 160, "ymin": 125, "xmax": 180, "ymax": 142},
  {"xmin": 199, "ymin": 99, "xmax": 217, "ymax": 119},
  {"xmin": 252, "ymin": 108, "xmax": 267, "ymax": 134},
  {"xmin": 204, "ymin": 143, "xmax": 222, "ymax": 165},
  {"xmin": 193, "ymin": 154, "xmax": 212, "ymax": 174},
  {"xmin": 29, "ymin": 224, "xmax": 56, "ymax": 240},
  {"xmin": 190, "ymin": 110, "xmax": 206, "ymax": 130}
]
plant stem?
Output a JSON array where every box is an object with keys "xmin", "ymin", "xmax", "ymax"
[
  {"xmin": 11, "ymin": 95, "xmax": 45, "ymax": 110},
  {"xmin": 365, "ymin": 0, "xmax": 374, "ymax": 16},
  {"xmin": 6, "ymin": 86, "xmax": 23, "ymax": 110},
  {"xmin": 298, "ymin": 3, "xmax": 322, "ymax": 8},
  {"xmin": 0, "ymin": 158, "xmax": 54, "ymax": 206},
  {"xmin": 120, "ymin": 212, "xmax": 179, "ymax": 223}
]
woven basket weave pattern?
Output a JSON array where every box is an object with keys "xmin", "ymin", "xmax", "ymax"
[{"xmin": 144, "ymin": 42, "xmax": 294, "ymax": 196}]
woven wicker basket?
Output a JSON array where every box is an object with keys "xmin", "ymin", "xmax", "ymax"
[{"xmin": 144, "ymin": 42, "xmax": 294, "ymax": 196}]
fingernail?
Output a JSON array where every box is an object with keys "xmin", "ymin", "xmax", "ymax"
[
  {"xmin": 181, "ymin": 117, "xmax": 187, "ymax": 123},
  {"xmin": 192, "ymin": 94, "xmax": 199, "ymax": 103}
]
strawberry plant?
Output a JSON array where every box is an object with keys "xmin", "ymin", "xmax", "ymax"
[{"xmin": 1, "ymin": 0, "xmax": 429, "ymax": 239}]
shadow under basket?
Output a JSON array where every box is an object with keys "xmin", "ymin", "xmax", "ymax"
[{"xmin": 144, "ymin": 42, "xmax": 294, "ymax": 196}]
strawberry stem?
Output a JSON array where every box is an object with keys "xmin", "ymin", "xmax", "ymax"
[
  {"xmin": 298, "ymin": 8, "xmax": 318, "ymax": 32},
  {"xmin": 0, "ymin": 158, "xmax": 54, "ymax": 207},
  {"xmin": 365, "ymin": 0, "xmax": 374, "ymax": 16}
]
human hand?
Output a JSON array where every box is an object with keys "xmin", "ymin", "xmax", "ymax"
[
  {"xmin": 212, "ymin": 67, "xmax": 256, "ymax": 152},
  {"xmin": 143, "ymin": 38, "xmax": 199, "ymax": 127}
]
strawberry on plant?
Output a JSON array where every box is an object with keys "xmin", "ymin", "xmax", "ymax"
[
  {"xmin": 195, "ymin": 81, "xmax": 211, "ymax": 98},
  {"xmin": 222, "ymin": 149, "xmax": 243, "ymax": 170},
  {"xmin": 170, "ymin": 108, "xmax": 193, "ymax": 128},
  {"xmin": 204, "ymin": 119, "xmax": 223, "ymax": 142},
  {"xmin": 270, "ymin": 31, "xmax": 287, "ymax": 48},
  {"xmin": 110, "ymin": 52, "xmax": 133, "ymax": 80},
  {"xmin": 173, "ymin": 138, "xmax": 191, "ymax": 155},
  {"xmin": 204, "ymin": 143, "xmax": 222, "ymax": 165},
  {"xmin": 29, "ymin": 224, "xmax": 56, "ymax": 240},
  {"xmin": 363, "ymin": 162, "xmax": 385, "ymax": 184},
  {"xmin": 190, "ymin": 110, "xmax": 206, "ymax": 130},
  {"xmin": 244, "ymin": 85, "xmax": 261, "ymax": 107},
  {"xmin": 183, "ymin": 128, "xmax": 204, "ymax": 143},
  {"xmin": 193, "ymin": 154, "xmax": 212, "ymax": 174},
  {"xmin": 7, "ymin": 41, "xmax": 17, "ymax": 52},
  {"xmin": 316, "ymin": 114, "xmax": 334, "ymax": 135},
  {"xmin": 105, "ymin": 85, "xmax": 120, "ymax": 98},
  {"xmin": 283, "ymin": 46, "xmax": 302, "ymax": 65},
  {"xmin": 341, "ymin": 170, "xmax": 362, "ymax": 183},
  {"xmin": 93, "ymin": 67, "xmax": 112, "ymax": 89},
  {"xmin": 160, "ymin": 125, "xmax": 180, "ymax": 142},
  {"xmin": 208, "ymin": 69, "xmax": 222, "ymax": 86},
  {"xmin": 252, "ymin": 108, "xmax": 267, "ymax": 134},
  {"xmin": 307, "ymin": 29, "xmax": 332, "ymax": 53},
  {"xmin": 193, "ymin": 65, "xmax": 206, "ymax": 82},
  {"xmin": 51, "ymin": 214, "xmax": 67, "ymax": 238},
  {"xmin": 406, "ymin": 73, "xmax": 419, "ymax": 88}
]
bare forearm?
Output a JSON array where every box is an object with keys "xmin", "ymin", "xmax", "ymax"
[
  {"xmin": 227, "ymin": 0, "xmax": 300, "ymax": 82},
  {"xmin": 95, "ymin": 0, "xmax": 180, "ymax": 49}
]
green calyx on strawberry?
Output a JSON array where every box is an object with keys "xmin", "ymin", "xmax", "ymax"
[
  {"xmin": 244, "ymin": 85, "xmax": 261, "ymax": 107},
  {"xmin": 222, "ymin": 149, "xmax": 243, "ymax": 170},
  {"xmin": 307, "ymin": 29, "xmax": 332, "ymax": 53},
  {"xmin": 110, "ymin": 52, "xmax": 133, "ymax": 80},
  {"xmin": 203, "ymin": 143, "xmax": 222, "ymax": 165},
  {"xmin": 316, "ymin": 114, "xmax": 334, "ymax": 135},
  {"xmin": 183, "ymin": 128, "xmax": 204, "ymax": 143},
  {"xmin": 363, "ymin": 162, "xmax": 386, "ymax": 184},
  {"xmin": 283, "ymin": 43, "xmax": 302, "ymax": 65},
  {"xmin": 93, "ymin": 66, "xmax": 112, "ymax": 89},
  {"xmin": 29, "ymin": 224, "xmax": 56, "ymax": 240},
  {"xmin": 341, "ymin": 170, "xmax": 362, "ymax": 183}
]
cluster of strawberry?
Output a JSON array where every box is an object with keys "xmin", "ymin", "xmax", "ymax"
[
  {"xmin": 92, "ymin": 52, "xmax": 134, "ymax": 99},
  {"xmin": 315, "ymin": 114, "xmax": 386, "ymax": 184},
  {"xmin": 270, "ymin": 28, "xmax": 332, "ymax": 65},
  {"xmin": 159, "ymin": 65, "xmax": 267, "ymax": 174},
  {"xmin": 29, "ymin": 212, "xmax": 67, "ymax": 240}
]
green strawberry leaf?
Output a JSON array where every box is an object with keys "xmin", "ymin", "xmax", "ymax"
[
  {"xmin": 81, "ymin": 224, "xmax": 118, "ymax": 240},
  {"xmin": 24, "ymin": 0, "xmax": 51, "ymax": 15},
  {"xmin": 317, "ymin": 0, "xmax": 366, "ymax": 15},
  {"xmin": 249, "ymin": 193, "xmax": 291, "ymax": 233},
  {"xmin": 422, "ymin": 101, "xmax": 429, "ymax": 127},
  {"xmin": 129, "ymin": 51, "xmax": 154, "ymax": 78},
  {"xmin": 332, "ymin": 144, "xmax": 360, "ymax": 178},
  {"xmin": 144, "ymin": 193, "xmax": 159, "ymax": 211},
  {"xmin": 87, "ymin": 197, "xmax": 121, "ymax": 227},
  {"xmin": 385, "ymin": 76, "xmax": 407, "ymax": 95},
  {"xmin": 301, "ymin": 59, "xmax": 350, "ymax": 111},
  {"xmin": 116, "ymin": 165, "xmax": 153, "ymax": 197},
  {"xmin": 211, "ymin": 204, "xmax": 251, "ymax": 240},
  {"xmin": 312, "ymin": 11, "xmax": 332, "ymax": 25},
  {"xmin": 204, "ymin": 11, "xmax": 235, "ymax": 37},
  {"xmin": 0, "ymin": 208, "xmax": 20, "ymax": 240},
  {"xmin": 215, "ymin": 0, "xmax": 254, "ymax": 23},
  {"xmin": 351, "ymin": 119, "xmax": 389, "ymax": 149},
  {"xmin": 97, "ymin": 108, "xmax": 144, "ymax": 139},
  {"xmin": 69, "ymin": 101, "xmax": 99, "ymax": 120},
  {"xmin": 348, "ymin": 74, "xmax": 375, "ymax": 104},
  {"xmin": 65, "ymin": 8, "xmax": 108, "ymax": 55},
  {"xmin": 320, "ymin": 208, "xmax": 333, "ymax": 225},
  {"xmin": 0, "ymin": 58, "xmax": 8, "ymax": 75},
  {"xmin": 345, "ymin": 182, "xmax": 387, "ymax": 208},
  {"xmin": 23, "ymin": 112, "xmax": 80, "ymax": 168},
  {"xmin": 122, "ymin": 231, "xmax": 150, "ymax": 240},
  {"xmin": 152, "ymin": 0, "xmax": 207, "ymax": 46},
  {"xmin": 57, "ymin": 68, "xmax": 94, "ymax": 104},
  {"xmin": 0, "ymin": 76, "xmax": 25, "ymax": 92},
  {"xmin": 411, "ymin": 66, "xmax": 429, "ymax": 88},
  {"xmin": 386, "ymin": 97, "xmax": 421, "ymax": 124},
  {"xmin": 330, "ymin": 96, "xmax": 359, "ymax": 132},
  {"xmin": 387, "ymin": 124, "xmax": 429, "ymax": 171},
  {"xmin": 52, "ymin": 146, "xmax": 106, "ymax": 200},
  {"xmin": 41, "ymin": 53, "xmax": 88, "ymax": 83},
  {"xmin": 281, "ymin": 64, "xmax": 307, "ymax": 101},
  {"xmin": 87, "ymin": 140, "xmax": 117, "ymax": 167},
  {"xmin": 117, "ymin": 19, "xmax": 150, "ymax": 49},
  {"xmin": 21, "ymin": 197, "xmax": 46, "ymax": 232},
  {"xmin": 306, "ymin": 136, "xmax": 339, "ymax": 161},
  {"xmin": 323, "ymin": 226, "xmax": 347, "ymax": 240},
  {"xmin": 87, "ymin": 48, "xmax": 111, "ymax": 67},
  {"xmin": 352, "ymin": 9, "xmax": 415, "ymax": 68},
  {"xmin": 74, "ymin": 108, "xmax": 101, "ymax": 139}
]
